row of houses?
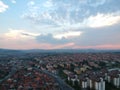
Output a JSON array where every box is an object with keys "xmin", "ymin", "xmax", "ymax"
[{"xmin": 67, "ymin": 69, "xmax": 120, "ymax": 90}]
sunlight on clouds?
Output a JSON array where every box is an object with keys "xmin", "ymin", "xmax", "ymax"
[
  {"xmin": 84, "ymin": 13, "xmax": 120, "ymax": 28},
  {"xmin": 0, "ymin": 1, "xmax": 8, "ymax": 13},
  {"xmin": 54, "ymin": 31, "xmax": 82, "ymax": 39},
  {"xmin": 4, "ymin": 29, "xmax": 40, "ymax": 40}
]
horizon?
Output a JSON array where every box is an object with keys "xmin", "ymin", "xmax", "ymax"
[
  {"xmin": 0, "ymin": 48, "xmax": 120, "ymax": 51},
  {"xmin": 0, "ymin": 0, "xmax": 120, "ymax": 49}
]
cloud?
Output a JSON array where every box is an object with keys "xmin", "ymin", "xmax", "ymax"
[
  {"xmin": 74, "ymin": 23, "xmax": 120, "ymax": 46},
  {"xmin": 0, "ymin": 29, "xmax": 42, "ymax": 49},
  {"xmin": 73, "ymin": 44, "xmax": 120, "ymax": 50},
  {"xmin": 0, "ymin": 26, "xmax": 120, "ymax": 49},
  {"xmin": 22, "ymin": 0, "xmax": 120, "ymax": 31},
  {"xmin": 11, "ymin": 0, "xmax": 16, "ymax": 4},
  {"xmin": 52, "ymin": 42, "xmax": 75, "ymax": 49},
  {"xmin": 54, "ymin": 31, "xmax": 82, "ymax": 39},
  {"xmin": 36, "ymin": 31, "xmax": 83, "ymax": 44},
  {"xmin": 0, "ymin": 29, "xmax": 75, "ymax": 49},
  {"xmin": 16, "ymin": 0, "xmax": 120, "ymax": 49},
  {"xmin": 88, "ymin": 0, "xmax": 106, "ymax": 7},
  {"xmin": 83, "ymin": 12, "xmax": 120, "ymax": 28},
  {"xmin": 27, "ymin": 1, "xmax": 35, "ymax": 6},
  {"xmin": 3, "ymin": 29, "xmax": 40, "ymax": 40},
  {"xmin": 0, "ymin": 1, "xmax": 8, "ymax": 13},
  {"xmin": 43, "ymin": 0, "xmax": 53, "ymax": 8},
  {"xmin": 36, "ymin": 34, "xmax": 70, "ymax": 44}
]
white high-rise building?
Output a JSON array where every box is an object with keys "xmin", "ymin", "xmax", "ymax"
[
  {"xmin": 95, "ymin": 78, "xmax": 105, "ymax": 90},
  {"xmin": 90, "ymin": 79, "xmax": 92, "ymax": 88},
  {"xmin": 82, "ymin": 81, "xmax": 87, "ymax": 89},
  {"xmin": 95, "ymin": 82, "xmax": 99, "ymax": 90},
  {"xmin": 113, "ymin": 78, "xmax": 117, "ymax": 86}
]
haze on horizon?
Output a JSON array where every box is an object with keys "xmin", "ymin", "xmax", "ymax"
[{"xmin": 0, "ymin": 0, "xmax": 120, "ymax": 50}]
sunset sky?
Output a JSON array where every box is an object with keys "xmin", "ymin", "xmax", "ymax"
[{"xmin": 0, "ymin": 0, "xmax": 120, "ymax": 49}]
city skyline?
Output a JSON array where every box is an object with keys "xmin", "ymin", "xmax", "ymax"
[{"xmin": 0, "ymin": 0, "xmax": 120, "ymax": 50}]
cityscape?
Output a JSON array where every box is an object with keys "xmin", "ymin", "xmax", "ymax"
[
  {"xmin": 0, "ymin": 49, "xmax": 120, "ymax": 90},
  {"xmin": 0, "ymin": 0, "xmax": 120, "ymax": 90}
]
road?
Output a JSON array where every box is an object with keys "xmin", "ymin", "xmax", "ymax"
[
  {"xmin": 0, "ymin": 66, "xmax": 17, "ymax": 84},
  {"xmin": 0, "ymin": 65, "xmax": 74, "ymax": 90},
  {"xmin": 34, "ymin": 68, "xmax": 74, "ymax": 90}
]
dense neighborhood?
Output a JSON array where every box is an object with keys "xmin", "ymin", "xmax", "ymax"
[{"xmin": 0, "ymin": 51, "xmax": 120, "ymax": 90}]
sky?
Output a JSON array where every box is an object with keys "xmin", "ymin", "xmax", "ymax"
[{"xmin": 0, "ymin": 0, "xmax": 120, "ymax": 50}]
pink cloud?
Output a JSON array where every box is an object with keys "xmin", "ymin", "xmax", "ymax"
[
  {"xmin": 0, "ymin": 32, "xmax": 120, "ymax": 50},
  {"xmin": 51, "ymin": 43, "xmax": 75, "ymax": 49},
  {"xmin": 73, "ymin": 44, "xmax": 120, "ymax": 50},
  {"xmin": 0, "ymin": 37, "xmax": 75, "ymax": 49}
]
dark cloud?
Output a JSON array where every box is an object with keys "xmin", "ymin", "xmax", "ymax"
[
  {"xmin": 36, "ymin": 34, "xmax": 70, "ymax": 44},
  {"xmin": 75, "ymin": 23, "xmax": 120, "ymax": 46},
  {"xmin": 21, "ymin": 33, "xmax": 33, "ymax": 36},
  {"xmin": 36, "ymin": 23, "xmax": 120, "ymax": 46}
]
